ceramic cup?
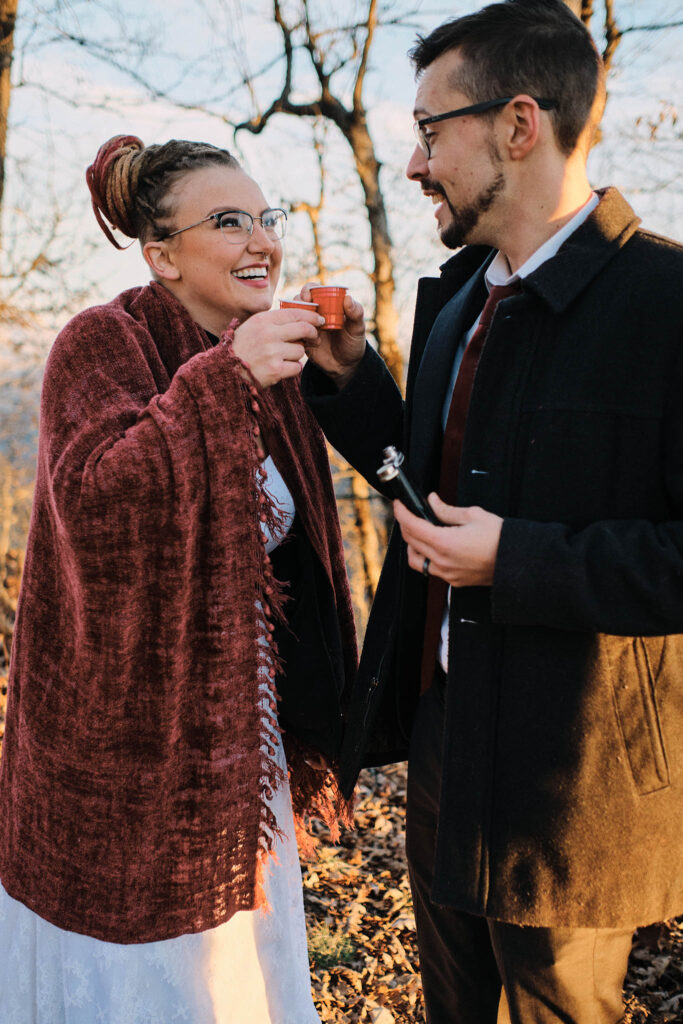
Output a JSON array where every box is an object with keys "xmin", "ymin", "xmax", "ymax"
[{"xmin": 308, "ymin": 286, "xmax": 347, "ymax": 330}]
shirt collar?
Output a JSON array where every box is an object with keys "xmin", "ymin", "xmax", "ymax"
[{"xmin": 486, "ymin": 192, "xmax": 600, "ymax": 289}]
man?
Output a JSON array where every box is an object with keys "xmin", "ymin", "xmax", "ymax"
[{"xmin": 300, "ymin": 1, "xmax": 683, "ymax": 1020}]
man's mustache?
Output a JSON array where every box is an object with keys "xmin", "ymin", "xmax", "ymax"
[{"xmin": 421, "ymin": 178, "xmax": 445, "ymax": 195}]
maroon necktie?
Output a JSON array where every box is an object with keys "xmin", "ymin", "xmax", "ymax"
[{"xmin": 419, "ymin": 282, "xmax": 520, "ymax": 692}]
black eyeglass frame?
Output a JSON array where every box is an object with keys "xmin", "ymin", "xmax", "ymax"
[
  {"xmin": 414, "ymin": 97, "xmax": 558, "ymax": 156},
  {"xmin": 162, "ymin": 207, "xmax": 288, "ymax": 243}
]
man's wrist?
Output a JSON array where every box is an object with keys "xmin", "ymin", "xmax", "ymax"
[
  {"xmin": 331, "ymin": 360, "xmax": 363, "ymax": 390},
  {"xmin": 318, "ymin": 340, "xmax": 367, "ymax": 390}
]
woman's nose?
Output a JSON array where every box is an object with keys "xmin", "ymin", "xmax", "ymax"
[{"xmin": 247, "ymin": 222, "xmax": 275, "ymax": 253}]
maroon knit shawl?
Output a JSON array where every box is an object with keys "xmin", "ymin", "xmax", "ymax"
[{"xmin": 0, "ymin": 282, "xmax": 357, "ymax": 943}]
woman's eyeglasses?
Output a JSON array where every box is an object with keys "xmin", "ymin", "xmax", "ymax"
[{"xmin": 163, "ymin": 208, "xmax": 287, "ymax": 243}]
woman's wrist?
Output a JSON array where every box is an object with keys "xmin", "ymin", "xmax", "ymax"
[{"xmin": 221, "ymin": 317, "xmax": 241, "ymax": 348}]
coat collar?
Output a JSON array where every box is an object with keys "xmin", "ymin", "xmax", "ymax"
[
  {"xmin": 514, "ymin": 187, "xmax": 641, "ymax": 312},
  {"xmin": 433, "ymin": 187, "xmax": 641, "ymax": 314}
]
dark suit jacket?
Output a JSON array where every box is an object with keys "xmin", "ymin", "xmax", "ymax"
[{"xmin": 302, "ymin": 187, "xmax": 683, "ymax": 929}]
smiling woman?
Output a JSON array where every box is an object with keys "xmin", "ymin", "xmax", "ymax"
[
  {"xmin": 0, "ymin": 135, "xmax": 359, "ymax": 1024},
  {"xmin": 142, "ymin": 163, "xmax": 286, "ymax": 335}
]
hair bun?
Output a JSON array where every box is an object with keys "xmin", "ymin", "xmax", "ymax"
[{"xmin": 86, "ymin": 135, "xmax": 145, "ymax": 249}]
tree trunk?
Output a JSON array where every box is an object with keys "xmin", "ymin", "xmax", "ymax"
[
  {"xmin": 0, "ymin": 468, "xmax": 13, "ymax": 562},
  {"xmin": 347, "ymin": 117, "xmax": 402, "ymax": 387},
  {"xmin": 349, "ymin": 469, "xmax": 383, "ymax": 601},
  {"xmin": 0, "ymin": 0, "xmax": 18, "ymax": 225}
]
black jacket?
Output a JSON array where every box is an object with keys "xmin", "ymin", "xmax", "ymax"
[{"xmin": 302, "ymin": 188, "xmax": 683, "ymax": 928}]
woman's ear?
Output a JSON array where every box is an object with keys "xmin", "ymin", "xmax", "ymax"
[{"xmin": 142, "ymin": 239, "xmax": 181, "ymax": 281}]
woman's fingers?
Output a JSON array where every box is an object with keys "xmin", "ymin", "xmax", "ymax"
[
  {"xmin": 276, "ymin": 308, "xmax": 326, "ymax": 329},
  {"xmin": 278, "ymin": 358, "xmax": 305, "ymax": 380},
  {"xmin": 281, "ymin": 340, "xmax": 306, "ymax": 362},
  {"xmin": 278, "ymin": 320, "xmax": 321, "ymax": 343},
  {"xmin": 232, "ymin": 311, "xmax": 319, "ymax": 386}
]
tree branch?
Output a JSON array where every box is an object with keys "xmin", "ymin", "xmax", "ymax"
[
  {"xmin": 602, "ymin": 0, "xmax": 621, "ymax": 71},
  {"xmin": 620, "ymin": 20, "xmax": 683, "ymax": 34},
  {"xmin": 234, "ymin": 0, "xmax": 353, "ymax": 137},
  {"xmin": 234, "ymin": 1, "xmax": 323, "ymax": 135},
  {"xmin": 353, "ymin": 0, "xmax": 377, "ymax": 116}
]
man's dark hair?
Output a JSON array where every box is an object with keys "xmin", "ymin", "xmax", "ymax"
[{"xmin": 409, "ymin": 0, "xmax": 605, "ymax": 155}]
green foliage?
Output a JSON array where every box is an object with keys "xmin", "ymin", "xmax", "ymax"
[{"xmin": 308, "ymin": 921, "xmax": 356, "ymax": 970}]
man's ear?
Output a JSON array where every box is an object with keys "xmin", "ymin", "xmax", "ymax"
[
  {"xmin": 502, "ymin": 95, "xmax": 541, "ymax": 161},
  {"xmin": 142, "ymin": 239, "xmax": 181, "ymax": 281}
]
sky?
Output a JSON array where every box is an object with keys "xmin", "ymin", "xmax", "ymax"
[{"xmin": 3, "ymin": 0, "xmax": 683, "ymax": 348}]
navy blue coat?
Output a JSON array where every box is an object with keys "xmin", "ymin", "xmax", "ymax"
[{"xmin": 303, "ymin": 188, "xmax": 683, "ymax": 929}]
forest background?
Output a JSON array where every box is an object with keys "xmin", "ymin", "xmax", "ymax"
[{"xmin": 1, "ymin": 1, "xmax": 683, "ymax": 1020}]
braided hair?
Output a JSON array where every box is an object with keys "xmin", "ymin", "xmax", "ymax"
[{"xmin": 86, "ymin": 136, "xmax": 240, "ymax": 249}]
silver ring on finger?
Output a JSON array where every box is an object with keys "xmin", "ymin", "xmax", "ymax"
[{"xmin": 422, "ymin": 557, "xmax": 430, "ymax": 577}]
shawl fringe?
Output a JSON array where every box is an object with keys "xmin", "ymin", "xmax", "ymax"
[{"xmin": 225, "ymin": 343, "xmax": 356, "ymax": 877}]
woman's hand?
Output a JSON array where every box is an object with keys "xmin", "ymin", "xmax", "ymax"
[
  {"xmin": 296, "ymin": 285, "xmax": 367, "ymax": 389},
  {"xmin": 231, "ymin": 308, "xmax": 325, "ymax": 388}
]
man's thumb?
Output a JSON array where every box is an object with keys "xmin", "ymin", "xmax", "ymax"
[{"xmin": 427, "ymin": 492, "xmax": 461, "ymax": 525}]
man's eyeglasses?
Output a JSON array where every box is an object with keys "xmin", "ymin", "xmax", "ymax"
[
  {"xmin": 413, "ymin": 97, "xmax": 558, "ymax": 157},
  {"xmin": 163, "ymin": 208, "xmax": 287, "ymax": 243}
]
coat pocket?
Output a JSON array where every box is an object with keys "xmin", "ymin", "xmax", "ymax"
[{"xmin": 607, "ymin": 636, "xmax": 670, "ymax": 795}]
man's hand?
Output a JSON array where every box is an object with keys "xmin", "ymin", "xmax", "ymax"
[
  {"xmin": 297, "ymin": 284, "xmax": 366, "ymax": 389},
  {"xmin": 394, "ymin": 494, "xmax": 503, "ymax": 587}
]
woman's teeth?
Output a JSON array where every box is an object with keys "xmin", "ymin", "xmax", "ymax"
[{"xmin": 232, "ymin": 268, "xmax": 268, "ymax": 279}]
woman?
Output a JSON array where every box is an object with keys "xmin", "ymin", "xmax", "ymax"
[{"xmin": 0, "ymin": 136, "xmax": 364, "ymax": 1023}]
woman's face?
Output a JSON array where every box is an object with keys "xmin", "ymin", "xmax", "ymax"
[{"xmin": 152, "ymin": 165, "xmax": 283, "ymax": 335}]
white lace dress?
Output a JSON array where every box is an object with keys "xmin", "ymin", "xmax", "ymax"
[{"xmin": 0, "ymin": 457, "xmax": 320, "ymax": 1024}]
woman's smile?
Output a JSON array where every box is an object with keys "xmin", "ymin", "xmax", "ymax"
[{"xmin": 231, "ymin": 262, "xmax": 271, "ymax": 286}]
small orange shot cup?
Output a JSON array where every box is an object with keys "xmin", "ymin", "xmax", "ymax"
[
  {"xmin": 279, "ymin": 298, "xmax": 320, "ymax": 313},
  {"xmin": 308, "ymin": 286, "xmax": 347, "ymax": 330}
]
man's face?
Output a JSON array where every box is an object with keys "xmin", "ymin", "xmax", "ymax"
[{"xmin": 407, "ymin": 50, "xmax": 507, "ymax": 249}]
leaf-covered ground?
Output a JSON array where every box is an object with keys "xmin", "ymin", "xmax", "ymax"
[{"xmin": 303, "ymin": 765, "xmax": 683, "ymax": 1023}]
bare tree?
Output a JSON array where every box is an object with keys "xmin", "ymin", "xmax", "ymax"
[
  {"xmin": 283, "ymin": 117, "xmax": 389, "ymax": 616},
  {"xmin": 0, "ymin": 454, "xmax": 32, "ymax": 560},
  {"xmin": 571, "ymin": 0, "xmax": 683, "ymax": 71},
  {"xmin": 285, "ymin": 122, "xmax": 331, "ymax": 285},
  {"xmin": 233, "ymin": 0, "xmax": 403, "ymax": 384},
  {"xmin": 0, "ymin": 353, "xmax": 38, "ymax": 683},
  {"xmin": 569, "ymin": 0, "xmax": 621, "ymax": 70},
  {"xmin": 11, "ymin": 0, "xmax": 683, "ymax": 350},
  {"xmin": 0, "ymin": 0, "xmax": 19, "ymax": 226}
]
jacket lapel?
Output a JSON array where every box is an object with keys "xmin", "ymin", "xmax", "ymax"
[{"xmin": 409, "ymin": 261, "xmax": 489, "ymax": 488}]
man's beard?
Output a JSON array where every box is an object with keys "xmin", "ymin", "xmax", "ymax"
[{"xmin": 435, "ymin": 171, "xmax": 505, "ymax": 250}]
